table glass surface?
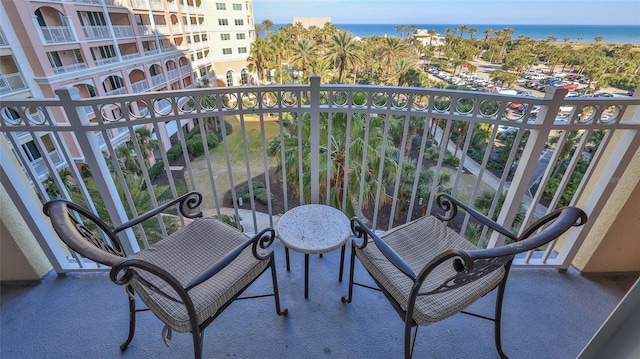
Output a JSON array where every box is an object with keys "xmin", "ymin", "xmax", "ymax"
[{"xmin": 276, "ymin": 204, "xmax": 351, "ymax": 254}]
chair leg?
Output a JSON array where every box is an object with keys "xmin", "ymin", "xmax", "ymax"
[
  {"xmin": 270, "ymin": 257, "xmax": 288, "ymax": 316},
  {"xmin": 338, "ymin": 244, "xmax": 346, "ymax": 282},
  {"xmin": 191, "ymin": 328, "xmax": 203, "ymax": 359},
  {"xmin": 494, "ymin": 277, "xmax": 509, "ymax": 359},
  {"xmin": 341, "ymin": 243, "xmax": 357, "ymax": 303},
  {"xmin": 404, "ymin": 323, "xmax": 419, "ymax": 359},
  {"xmin": 120, "ymin": 285, "xmax": 136, "ymax": 351}
]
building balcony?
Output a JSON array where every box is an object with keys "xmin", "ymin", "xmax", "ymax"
[
  {"xmin": 82, "ymin": 25, "xmax": 111, "ymax": 40},
  {"xmin": 105, "ymin": 86, "xmax": 127, "ymax": 96},
  {"xmin": 150, "ymin": 73, "xmax": 165, "ymax": 86},
  {"xmin": 39, "ymin": 25, "xmax": 75, "ymax": 44},
  {"xmin": 93, "ymin": 56, "xmax": 119, "ymax": 66},
  {"xmin": 0, "ymin": 79, "xmax": 638, "ymax": 357},
  {"xmin": 121, "ymin": 52, "xmax": 139, "ymax": 61},
  {"xmin": 0, "ymin": 72, "xmax": 29, "ymax": 95},
  {"xmin": 112, "ymin": 25, "xmax": 135, "ymax": 38},
  {"xmin": 137, "ymin": 24, "xmax": 154, "ymax": 36},
  {"xmin": 144, "ymin": 48, "xmax": 161, "ymax": 56},
  {"xmin": 131, "ymin": 79, "xmax": 150, "ymax": 93},
  {"xmin": 51, "ymin": 62, "xmax": 88, "ymax": 74}
]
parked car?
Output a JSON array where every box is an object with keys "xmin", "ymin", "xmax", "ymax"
[
  {"xmin": 562, "ymin": 84, "xmax": 578, "ymax": 91},
  {"xmin": 594, "ymin": 92, "xmax": 613, "ymax": 98},
  {"xmin": 629, "ymin": 88, "xmax": 635, "ymax": 96}
]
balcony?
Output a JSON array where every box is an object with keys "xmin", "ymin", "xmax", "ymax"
[
  {"xmin": 0, "ymin": 80, "xmax": 639, "ymax": 357},
  {"xmin": 137, "ymin": 24, "xmax": 154, "ymax": 36},
  {"xmin": 112, "ymin": 25, "xmax": 135, "ymax": 38},
  {"xmin": 150, "ymin": 73, "xmax": 165, "ymax": 86},
  {"xmin": 82, "ymin": 25, "xmax": 111, "ymax": 40},
  {"xmin": 39, "ymin": 25, "xmax": 75, "ymax": 44},
  {"xmin": 93, "ymin": 56, "xmax": 119, "ymax": 66},
  {"xmin": 105, "ymin": 86, "xmax": 127, "ymax": 96},
  {"xmin": 131, "ymin": 79, "xmax": 150, "ymax": 93},
  {"xmin": 0, "ymin": 72, "xmax": 29, "ymax": 95},
  {"xmin": 51, "ymin": 62, "xmax": 88, "ymax": 74}
]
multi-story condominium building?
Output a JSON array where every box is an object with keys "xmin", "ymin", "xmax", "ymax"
[{"xmin": 0, "ymin": 0, "xmax": 256, "ymax": 181}]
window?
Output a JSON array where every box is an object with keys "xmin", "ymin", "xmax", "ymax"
[
  {"xmin": 73, "ymin": 49, "xmax": 85, "ymax": 63},
  {"xmin": 222, "ymin": 48, "xmax": 232, "ymax": 55},
  {"xmin": 238, "ymin": 47, "xmax": 247, "ymax": 54},
  {"xmin": 47, "ymin": 52, "xmax": 63, "ymax": 68},
  {"xmin": 234, "ymin": 19, "xmax": 244, "ymax": 26},
  {"xmin": 90, "ymin": 45, "xmax": 116, "ymax": 60},
  {"xmin": 226, "ymin": 71, "xmax": 233, "ymax": 86},
  {"xmin": 215, "ymin": 3, "xmax": 226, "ymax": 10},
  {"xmin": 232, "ymin": 3, "xmax": 242, "ymax": 10},
  {"xmin": 241, "ymin": 68, "xmax": 249, "ymax": 85},
  {"xmin": 78, "ymin": 11, "xmax": 107, "ymax": 26},
  {"xmin": 220, "ymin": 33, "xmax": 230, "ymax": 40},
  {"xmin": 22, "ymin": 141, "xmax": 42, "ymax": 161},
  {"xmin": 236, "ymin": 33, "xmax": 245, "ymax": 40},
  {"xmin": 218, "ymin": 19, "xmax": 228, "ymax": 26}
]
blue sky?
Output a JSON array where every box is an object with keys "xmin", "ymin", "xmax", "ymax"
[{"xmin": 253, "ymin": 0, "xmax": 640, "ymax": 25}]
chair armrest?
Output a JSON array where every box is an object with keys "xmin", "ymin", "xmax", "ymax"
[
  {"xmin": 351, "ymin": 218, "xmax": 417, "ymax": 280},
  {"xmin": 184, "ymin": 228, "xmax": 277, "ymax": 291},
  {"xmin": 435, "ymin": 193, "xmax": 518, "ymax": 241},
  {"xmin": 465, "ymin": 206, "xmax": 587, "ymax": 261},
  {"xmin": 113, "ymin": 192, "xmax": 203, "ymax": 234},
  {"xmin": 111, "ymin": 258, "xmax": 193, "ymax": 305}
]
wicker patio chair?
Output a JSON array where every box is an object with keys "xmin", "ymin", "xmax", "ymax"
[
  {"xmin": 342, "ymin": 193, "xmax": 587, "ymax": 359},
  {"xmin": 43, "ymin": 191, "xmax": 288, "ymax": 359}
]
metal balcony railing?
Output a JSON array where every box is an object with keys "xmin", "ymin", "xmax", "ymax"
[
  {"xmin": 93, "ymin": 57, "xmax": 119, "ymax": 66},
  {"xmin": 112, "ymin": 25, "xmax": 135, "ymax": 38},
  {"xmin": 0, "ymin": 78, "xmax": 639, "ymax": 273},
  {"xmin": 39, "ymin": 26, "xmax": 75, "ymax": 44},
  {"xmin": 52, "ymin": 62, "xmax": 88, "ymax": 74},
  {"xmin": 82, "ymin": 25, "xmax": 111, "ymax": 40},
  {"xmin": 0, "ymin": 73, "xmax": 29, "ymax": 95},
  {"xmin": 150, "ymin": 74, "xmax": 165, "ymax": 86},
  {"xmin": 131, "ymin": 79, "xmax": 150, "ymax": 93}
]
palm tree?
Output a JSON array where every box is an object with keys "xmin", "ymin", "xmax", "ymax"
[
  {"xmin": 289, "ymin": 39, "xmax": 319, "ymax": 82},
  {"xmin": 267, "ymin": 111, "xmax": 397, "ymax": 217},
  {"xmin": 380, "ymin": 36, "xmax": 409, "ymax": 84},
  {"xmin": 427, "ymin": 29, "xmax": 438, "ymax": 47},
  {"xmin": 248, "ymin": 37, "xmax": 272, "ymax": 83},
  {"xmin": 261, "ymin": 19, "xmax": 274, "ymax": 38},
  {"xmin": 254, "ymin": 24, "xmax": 264, "ymax": 38},
  {"xmin": 458, "ymin": 25, "xmax": 468, "ymax": 38},
  {"xmin": 468, "ymin": 27, "xmax": 478, "ymax": 40},
  {"xmin": 324, "ymin": 30, "xmax": 363, "ymax": 84}
]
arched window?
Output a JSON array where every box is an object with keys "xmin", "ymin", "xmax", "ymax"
[
  {"xmin": 240, "ymin": 69, "xmax": 249, "ymax": 85},
  {"xmin": 226, "ymin": 71, "xmax": 234, "ymax": 87}
]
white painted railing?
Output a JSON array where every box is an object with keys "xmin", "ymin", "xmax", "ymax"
[
  {"xmin": 1, "ymin": 78, "xmax": 639, "ymax": 272},
  {"xmin": 93, "ymin": 57, "xmax": 119, "ymax": 66},
  {"xmin": 167, "ymin": 68, "xmax": 179, "ymax": 80},
  {"xmin": 105, "ymin": 87, "xmax": 127, "ymax": 96},
  {"xmin": 40, "ymin": 26, "xmax": 75, "ymax": 43},
  {"xmin": 0, "ymin": 73, "xmax": 29, "ymax": 95},
  {"xmin": 150, "ymin": 74, "xmax": 165, "ymax": 86},
  {"xmin": 82, "ymin": 25, "xmax": 111, "ymax": 40},
  {"xmin": 131, "ymin": 79, "xmax": 150, "ymax": 93},
  {"xmin": 52, "ymin": 62, "xmax": 88, "ymax": 74},
  {"xmin": 121, "ymin": 53, "xmax": 139, "ymax": 61},
  {"xmin": 137, "ymin": 25, "xmax": 153, "ymax": 36},
  {"xmin": 112, "ymin": 25, "xmax": 135, "ymax": 38}
]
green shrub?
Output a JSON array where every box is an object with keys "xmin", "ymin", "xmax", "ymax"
[
  {"xmin": 166, "ymin": 145, "xmax": 182, "ymax": 162},
  {"xmin": 234, "ymin": 182, "xmax": 269, "ymax": 204},
  {"xmin": 186, "ymin": 137, "xmax": 205, "ymax": 157},
  {"xmin": 148, "ymin": 160, "xmax": 165, "ymax": 180}
]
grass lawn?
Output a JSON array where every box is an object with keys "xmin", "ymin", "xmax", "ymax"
[{"xmin": 189, "ymin": 114, "xmax": 280, "ymax": 210}]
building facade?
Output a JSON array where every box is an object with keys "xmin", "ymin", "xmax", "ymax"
[{"xmin": 0, "ymin": 0, "xmax": 256, "ymax": 179}]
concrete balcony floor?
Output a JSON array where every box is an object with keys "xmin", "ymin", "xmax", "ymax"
[{"xmin": 1, "ymin": 240, "xmax": 637, "ymax": 359}]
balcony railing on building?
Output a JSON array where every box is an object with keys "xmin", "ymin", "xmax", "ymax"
[
  {"xmin": 112, "ymin": 25, "xmax": 135, "ymax": 38},
  {"xmin": 154, "ymin": 25, "xmax": 169, "ymax": 34},
  {"xmin": 144, "ymin": 48, "xmax": 161, "ymax": 56},
  {"xmin": 150, "ymin": 73, "xmax": 165, "ymax": 86},
  {"xmin": 130, "ymin": 0, "xmax": 146, "ymax": 9},
  {"xmin": 167, "ymin": 68, "xmax": 179, "ymax": 80},
  {"xmin": 0, "ymin": 28, "xmax": 8, "ymax": 46},
  {"xmin": 94, "ymin": 56, "xmax": 119, "ymax": 66},
  {"xmin": 0, "ymin": 73, "xmax": 29, "ymax": 95},
  {"xmin": 105, "ymin": 86, "xmax": 126, "ymax": 96},
  {"xmin": 131, "ymin": 79, "xmax": 150, "ymax": 93},
  {"xmin": 137, "ymin": 25, "xmax": 153, "ymax": 36},
  {"xmin": 0, "ymin": 78, "xmax": 638, "ymax": 274},
  {"xmin": 121, "ymin": 53, "xmax": 139, "ymax": 61},
  {"xmin": 39, "ymin": 25, "xmax": 75, "ymax": 44},
  {"xmin": 52, "ymin": 62, "xmax": 88, "ymax": 74},
  {"xmin": 82, "ymin": 25, "xmax": 111, "ymax": 40}
]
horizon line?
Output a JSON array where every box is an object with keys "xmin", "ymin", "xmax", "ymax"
[{"xmin": 262, "ymin": 21, "xmax": 640, "ymax": 27}]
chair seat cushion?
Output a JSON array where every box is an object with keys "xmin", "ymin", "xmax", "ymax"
[
  {"xmin": 356, "ymin": 216, "xmax": 505, "ymax": 325},
  {"xmin": 129, "ymin": 218, "xmax": 268, "ymax": 333}
]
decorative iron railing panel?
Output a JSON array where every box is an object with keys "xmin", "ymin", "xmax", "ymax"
[{"xmin": 1, "ymin": 77, "xmax": 638, "ymax": 272}]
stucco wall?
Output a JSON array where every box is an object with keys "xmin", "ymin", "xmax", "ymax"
[
  {"xmin": 572, "ymin": 138, "xmax": 640, "ymax": 272},
  {"xmin": 0, "ymin": 183, "xmax": 52, "ymax": 281}
]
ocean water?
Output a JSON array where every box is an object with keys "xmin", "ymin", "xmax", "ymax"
[{"xmin": 271, "ymin": 24, "xmax": 640, "ymax": 44}]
